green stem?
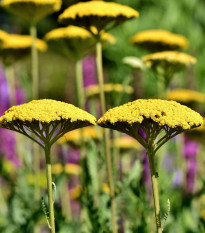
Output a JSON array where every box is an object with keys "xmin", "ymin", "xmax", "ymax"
[
  {"xmin": 45, "ymin": 145, "xmax": 55, "ymax": 233},
  {"xmin": 5, "ymin": 65, "xmax": 16, "ymax": 106},
  {"xmin": 30, "ymin": 23, "xmax": 41, "ymax": 200},
  {"xmin": 147, "ymin": 150, "xmax": 163, "ymax": 233},
  {"xmin": 96, "ymin": 40, "xmax": 118, "ymax": 233},
  {"xmin": 75, "ymin": 59, "xmax": 85, "ymax": 109},
  {"xmin": 30, "ymin": 24, "xmax": 39, "ymax": 100}
]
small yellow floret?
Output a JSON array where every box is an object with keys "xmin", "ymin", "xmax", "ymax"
[
  {"xmin": 168, "ymin": 89, "xmax": 205, "ymax": 103},
  {"xmin": 0, "ymin": 99, "xmax": 96, "ymax": 125},
  {"xmin": 98, "ymin": 99, "xmax": 203, "ymax": 131},
  {"xmin": 130, "ymin": 29, "xmax": 188, "ymax": 50},
  {"xmin": 142, "ymin": 51, "xmax": 196, "ymax": 66},
  {"xmin": 1, "ymin": 34, "xmax": 47, "ymax": 51}
]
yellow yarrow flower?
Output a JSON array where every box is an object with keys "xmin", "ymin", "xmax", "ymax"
[
  {"xmin": 142, "ymin": 51, "xmax": 196, "ymax": 74},
  {"xmin": 98, "ymin": 99, "xmax": 203, "ymax": 150},
  {"xmin": 0, "ymin": 34, "xmax": 47, "ymax": 65},
  {"xmin": 52, "ymin": 163, "xmax": 81, "ymax": 175},
  {"xmin": 85, "ymin": 83, "xmax": 134, "ymax": 99},
  {"xmin": 58, "ymin": 126, "xmax": 101, "ymax": 146},
  {"xmin": 130, "ymin": 29, "xmax": 188, "ymax": 52},
  {"xmin": 113, "ymin": 136, "xmax": 142, "ymax": 151},
  {"xmin": 0, "ymin": 0, "xmax": 62, "ymax": 24},
  {"xmin": 58, "ymin": 1, "xmax": 139, "ymax": 35},
  {"xmin": 168, "ymin": 89, "xmax": 205, "ymax": 104},
  {"xmin": 0, "ymin": 99, "xmax": 96, "ymax": 148}
]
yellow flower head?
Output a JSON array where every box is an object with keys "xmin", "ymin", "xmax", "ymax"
[
  {"xmin": 113, "ymin": 136, "xmax": 142, "ymax": 151},
  {"xmin": 0, "ymin": 99, "xmax": 96, "ymax": 148},
  {"xmin": 130, "ymin": 29, "xmax": 188, "ymax": 52},
  {"xmin": 98, "ymin": 99, "xmax": 203, "ymax": 151},
  {"xmin": 85, "ymin": 83, "xmax": 134, "ymax": 99},
  {"xmin": 142, "ymin": 51, "xmax": 196, "ymax": 77},
  {"xmin": 168, "ymin": 89, "xmax": 205, "ymax": 104},
  {"xmin": 58, "ymin": 126, "xmax": 101, "ymax": 147},
  {"xmin": 0, "ymin": 0, "xmax": 62, "ymax": 24},
  {"xmin": 185, "ymin": 119, "xmax": 205, "ymax": 142},
  {"xmin": 58, "ymin": 1, "xmax": 139, "ymax": 34},
  {"xmin": 0, "ymin": 34, "xmax": 47, "ymax": 65}
]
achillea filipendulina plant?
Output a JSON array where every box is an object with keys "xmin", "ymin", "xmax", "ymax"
[
  {"xmin": 0, "ymin": 99, "xmax": 96, "ymax": 233},
  {"xmin": 0, "ymin": 34, "xmax": 47, "ymax": 66},
  {"xmin": 168, "ymin": 89, "xmax": 205, "ymax": 104},
  {"xmin": 130, "ymin": 29, "xmax": 188, "ymax": 52},
  {"xmin": 98, "ymin": 99, "xmax": 203, "ymax": 233},
  {"xmin": 142, "ymin": 51, "xmax": 197, "ymax": 99},
  {"xmin": 59, "ymin": 3, "xmax": 139, "ymax": 232}
]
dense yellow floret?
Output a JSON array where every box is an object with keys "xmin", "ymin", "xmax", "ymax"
[
  {"xmin": 1, "ymin": 0, "xmax": 62, "ymax": 23},
  {"xmin": 98, "ymin": 99, "xmax": 203, "ymax": 130},
  {"xmin": 168, "ymin": 89, "xmax": 205, "ymax": 103},
  {"xmin": 1, "ymin": 34, "xmax": 47, "ymax": 51},
  {"xmin": 142, "ymin": 51, "xmax": 196, "ymax": 66},
  {"xmin": 85, "ymin": 83, "xmax": 134, "ymax": 98},
  {"xmin": 0, "ymin": 99, "xmax": 96, "ymax": 125},
  {"xmin": 59, "ymin": 1, "xmax": 139, "ymax": 19},
  {"xmin": 58, "ymin": 1, "xmax": 139, "ymax": 32},
  {"xmin": 58, "ymin": 126, "xmax": 100, "ymax": 144},
  {"xmin": 130, "ymin": 29, "xmax": 188, "ymax": 50}
]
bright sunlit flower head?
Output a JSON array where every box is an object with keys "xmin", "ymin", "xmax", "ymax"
[
  {"xmin": 0, "ymin": 34, "xmax": 47, "ymax": 65},
  {"xmin": 142, "ymin": 51, "xmax": 196, "ymax": 75},
  {"xmin": 0, "ymin": 0, "xmax": 62, "ymax": 24},
  {"xmin": 130, "ymin": 29, "xmax": 188, "ymax": 52},
  {"xmin": 168, "ymin": 89, "xmax": 205, "ymax": 104},
  {"xmin": 58, "ymin": 1, "xmax": 139, "ymax": 35},
  {"xmin": 0, "ymin": 99, "xmax": 96, "ymax": 148},
  {"xmin": 85, "ymin": 83, "xmax": 134, "ymax": 99},
  {"xmin": 58, "ymin": 126, "xmax": 101, "ymax": 147},
  {"xmin": 98, "ymin": 99, "xmax": 203, "ymax": 153}
]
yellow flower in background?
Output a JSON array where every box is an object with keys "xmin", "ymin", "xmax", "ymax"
[
  {"xmin": 130, "ymin": 29, "xmax": 188, "ymax": 52},
  {"xmin": 52, "ymin": 163, "xmax": 81, "ymax": 175},
  {"xmin": 113, "ymin": 136, "xmax": 142, "ymax": 151},
  {"xmin": 0, "ymin": 0, "xmax": 62, "ymax": 24},
  {"xmin": 142, "ymin": 51, "xmax": 196, "ymax": 74},
  {"xmin": 0, "ymin": 34, "xmax": 47, "ymax": 66},
  {"xmin": 168, "ymin": 89, "xmax": 205, "ymax": 104},
  {"xmin": 98, "ymin": 99, "xmax": 203, "ymax": 146},
  {"xmin": 85, "ymin": 83, "xmax": 134, "ymax": 99},
  {"xmin": 58, "ymin": 1, "xmax": 139, "ymax": 35},
  {"xmin": 58, "ymin": 126, "xmax": 101, "ymax": 147},
  {"xmin": 70, "ymin": 185, "xmax": 81, "ymax": 200},
  {"xmin": 0, "ymin": 99, "xmax": 96, "ymax": 148}
]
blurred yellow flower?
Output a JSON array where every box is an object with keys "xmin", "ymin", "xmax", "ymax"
[
  {"xmin": 168, "ymin": 89, "xmax": 205, "ymax": 104},
  {"xmin": 85, "ymin": 83, "xmax": 134, "ymax": 99},
  {"xmin": 130, "ymin": 29, "xmax": 188, "ymax": 52},
  {"xmin": 70, "ymin": 185, "xmax": 81, "ymax": 200},
  {"xmin": 58, "ymin": 126, "xmax": 101, "ymax": 146},
  {"xmin": 58, "ymin": 1, "xmax": 139, "ymax": 34},
  {"xmin": 0, "ymin": 29, "xmax": 8, "ymax": 45},
  {"xmin": 0, "ymin": 0, "xmax": 62, "ymax": 24},
  {"xmin": 52, "ymin": 163, "xmax": 81, "ymax": 175},
  {"xmin": 113, "ymin": 136, "xmax": 142, "ymax": 151},
  {"xmin": 142, "ymin": 51, "xmax": 196, "ymax": 74}
]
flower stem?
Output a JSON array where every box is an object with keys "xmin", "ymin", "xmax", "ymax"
[
  {"xmin": 96, "ymin": 40, "xmax": 118, "ymax": 233},
  {"xmin": 75, "ymin": 59, "xmax": 85, "ymax": 109},
  {"xmin": 45, "ymin": 145, "xmax": 55, "ymax": 233},
  {"xmin": 147, "ymin": 151, "xmax": 163, "ymax": 233}
]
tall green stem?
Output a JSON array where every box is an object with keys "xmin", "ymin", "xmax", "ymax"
[
  {"xmin": 30, "ymin": 23, "xmax": 40, "ymax": 200},
  {"xmin": 75, "ymin": 59, "xmax": 85, "ymax": 109},
  {"xmin": 45, "ymin": 145, "xmax": 55, "ymax": 233},
  {"xmin": 30, "ymin": 24, "xmax": 39, "ymax": 100},
  {"xmin": 147, "ymin": 151, "xmax": 162, "ymax": 233},
  {"xmin": 96, "ymin": 40, "xmax": 118, "ymax": 233}
]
